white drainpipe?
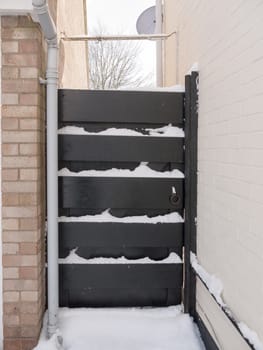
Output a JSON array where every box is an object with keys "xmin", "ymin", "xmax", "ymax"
[
  {"xmin": 32, "ymin": 0, "xmax": 59, "ymax": 338},
  {"xmin": 156, "ymin": 0, "xmax": 163, "ymax": 87}
]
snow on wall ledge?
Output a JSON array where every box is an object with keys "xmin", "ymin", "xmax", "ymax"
[
  {"xmin": 58, "ymin": 162, "xmax": 184, "ymax": 178},
  {"xmin": 187, "ymin": 62, "xmax": 199, "ymax": 75},
  {"xmin": 190, "ymin": 252, "xmax": 224, "ymax": 306},
  {"xmin": 238, "ymin": 323, "xmax": 263, "ymax": 350},
  {"xmin": 59, "ymin": 249, "xmax": 182, "ymax": 264},
  {"xmin": 59, "ymin": 209, "xmax": 184, "ymax": 223},
  {"xmin": 58, "ymin": 124, "xmax": 185, "ymax": 137},
  {"xmin": 191, "ymin": 253, "xmax": 263, "ymax": 350},
  {"xmin": 119, "ymin": 85, "xmax": 185, "ymax": 92}
]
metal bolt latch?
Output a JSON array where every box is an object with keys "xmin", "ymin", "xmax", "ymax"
[{"xmin": 170, "ymin": 186, "xmax": 180, "ymax": 205}]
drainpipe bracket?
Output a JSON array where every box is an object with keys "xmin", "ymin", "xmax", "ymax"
[
  {"xmin": 47, "ymin": 38, "xmax": 59, "ymax": 48},
  {"xmin": 32, "ymin": 0, "xmax": 49, "ymax": 16},
  {"xmin": 39, "ymin": 77, "xmax": 47, "ymax": 85}
]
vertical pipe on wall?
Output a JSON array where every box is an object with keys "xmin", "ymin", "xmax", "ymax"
[
  {"xmin": 175, "ymin": 31, "xmax": 179, "ymax": 84},
  {"xmin": 32, "ymin": 0, "xmax": 59, "ymax": 338},
  {"xmin": 156, "ymin": 0, "xmax": 163, "ymax": 87},
  {"xmin": 0, "ymin": 16, "xmax": 4, "ymax": 350},
  {"xmin": 83, "ymin": 0, "xmax": 89, "ymax": 88},
  {"xmin": 46, "ymin": 42, "xmax": 59, "ymax": 338}
]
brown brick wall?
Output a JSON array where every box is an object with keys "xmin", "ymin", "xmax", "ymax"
[{"xmin": 1, "ymin": 16, "xmax": 46, "ymax": 350}]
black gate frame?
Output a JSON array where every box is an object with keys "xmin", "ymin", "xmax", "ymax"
[{"xmin": 184, "ymin": 71, "xmax": 198, "ymax": 315}]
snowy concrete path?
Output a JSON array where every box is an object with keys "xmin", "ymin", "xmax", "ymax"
[{"xmin": 34, "ymin": 306, "xmax": 205, "ymax": 350}]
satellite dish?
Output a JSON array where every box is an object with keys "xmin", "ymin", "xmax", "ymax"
[{"xmin": 136, "ymin": 6, "xmax": 156, "ymax": 35}]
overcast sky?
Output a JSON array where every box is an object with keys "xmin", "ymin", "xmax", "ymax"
[{"xmin": 87, "ymin": 0, "xmax": 156, "ymax": 85}]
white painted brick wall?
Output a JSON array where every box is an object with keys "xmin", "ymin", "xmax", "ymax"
[{"xmin": 164, "ymin": 0, "xmax": 263, "ymax": 343}]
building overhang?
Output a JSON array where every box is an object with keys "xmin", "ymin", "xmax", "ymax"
[
  {"xmin": 0, "ymin": 0, "xmax": 33, "ymax": 14},
  {"xmin": 0, "ymin": 0, "xmax": 38, "ymax": 21}
]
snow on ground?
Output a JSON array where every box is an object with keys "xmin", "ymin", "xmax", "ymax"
[
  {"xmin": 58, "ymin": 124, "xmax": 184, "ymax": 137},
  {"xmin": 34, "ymin": 306, "xmax": 205, "ymax": 350},
  {"xmin": 59, "ymin": 209, "xmax": 184, "ymax": 223},
  {"xmin": 59, "ymin": 249, "xmax": 182, "ymax": 264},
  {"xmin": 58, "ymin": 162, "xmax": 184, "ymax": 178}
]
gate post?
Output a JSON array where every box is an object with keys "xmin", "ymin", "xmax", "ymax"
[{"xmin": 184, "ymin": 71, "xmax": 199, "ymax": 315}]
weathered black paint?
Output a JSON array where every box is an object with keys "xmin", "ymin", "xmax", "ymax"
[
  {"xmin": 58, "ymin": 89, "xmax": 184, "ymax": 124},
  {"xmin": 59, "ymin": 222, "xmax": 184, "ymax": 258},
  {"xmin": 59, "ymin": 177, "xmax": 184, "ymax": 210},
  {"xmin": 58, "ymin": 88, "xmax": 186, "ymax": 308},
  {"xmin": 59, "ymin": 135, "xmax": 184, "ymax": 163},
  {"xmin": 184, "ymin": 72, "xmax": 199, "ymax": 315},
  {"xmin": 59, "ymin": 287, "xmax": 180, "ymax": 308},
  {"xmin": 59, "ymin": 264, "xmax": 183, "ymax": 307}
]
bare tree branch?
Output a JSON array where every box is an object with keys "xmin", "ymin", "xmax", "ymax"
[{"xmin": 88, "ymin": 26, "xmax": 153, "ymax": 90}]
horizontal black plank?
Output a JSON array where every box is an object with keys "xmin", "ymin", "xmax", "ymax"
[
  {"xmin": 59, "ymin": 265, "xmax": 183, "ymax": 306},
  {"xmin": 59, "ymin": 264, "xmax": 182, "ymax": 289},
  {"xmin": 59, "ymin": 222, "xmax": 183, "ymax": 247},
  {"xmin": 59, "ymin": 177, "xmax": 184, "ymax": 210},
  {"xmin": 59, "ymin": 222, "xmax": 184, "ymax": 258},
  {"xmin": 58, "ymin": 89, "xmax": 184, "ymax": 124},
  {"xmin": 59, "ymin": 287, "xmax": 180, "ymax": 307},
  {"xmin": 58, "ymin": 135, "xmax": 184, "ymax": 163}
]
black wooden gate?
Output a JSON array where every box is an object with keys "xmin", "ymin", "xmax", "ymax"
[{"xmin": 57, "ymin": 73, "xmax": 198, "ymax": 308}]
